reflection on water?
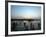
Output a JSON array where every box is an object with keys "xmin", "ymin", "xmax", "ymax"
[{"xmin": 11, "ymin": 20, "xmax": 41, "ymax": 31}]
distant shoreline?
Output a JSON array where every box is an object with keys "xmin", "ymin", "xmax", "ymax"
[{"xmin": 11, "ymin": 19, "xmax": 40, "ymax": 21}]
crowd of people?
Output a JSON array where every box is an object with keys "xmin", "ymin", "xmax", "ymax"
[{"xmin": 11, "ymin": 21, "xmax": 41, "ymax": 31}]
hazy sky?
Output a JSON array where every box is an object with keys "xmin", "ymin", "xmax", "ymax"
[{"xmin": 11, "ymin": 5, "xmax": 41, "ymax": 19}]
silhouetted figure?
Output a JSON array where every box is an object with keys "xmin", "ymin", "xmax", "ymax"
[
  {"xmin": 24, "ymin": 23, "xmax": 26, "ymax": 30},
  {"xmin": 11, "ymin": 22, "xmax": 13, "ymax": 31},
  {"xmin": 30, "ymin": 23, "xmax": 32, "ymax": 30},
  {"xmin": 13, "ymin": 22, "xmax": 16, "ymax": 31},
  {"xmin": 38, "ymin": 23, "xmax": 41, "ymax": 30},
  {"xmin": 24, "ymin": 23, "xmax": 28, "ymax": 30},
  {"xmin": 11, "ymin": 22, "xmax": 18, "ymax": 31},
  {"xmin": 11, "ymin": 22, "xmax": 15, "ymax": 31}
]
